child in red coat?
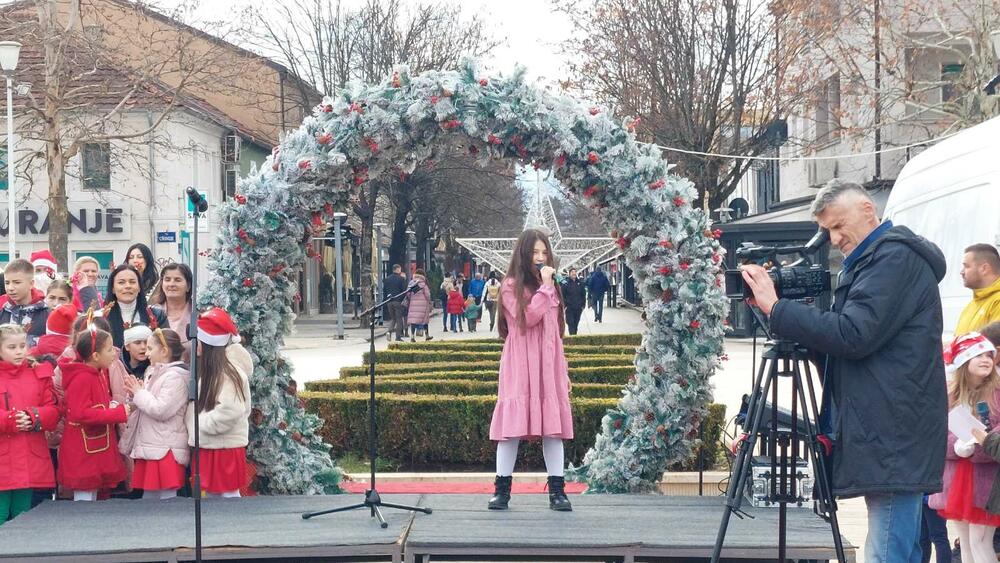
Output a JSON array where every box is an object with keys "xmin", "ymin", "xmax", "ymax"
[
  {"xmin": 446, "ymin": 287, "xmax": 466, "ymax": 333},
  {"xmin": 57, "ymin": 325, "xmax": 131, "ymax": 501},
  {"xmin": 0, "ymin": 324, "xmax": 60, "ymax": 524},
  {"xmin": 29, "ymin": 303, "xmax": 76, "ymax": 358}
]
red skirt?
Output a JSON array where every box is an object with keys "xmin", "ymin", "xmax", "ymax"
[
  {"xmin": 132, "ymin": 451, "xmax": 186, "ymax": 491},
  {"xmin": 191, "ymin": 447, "xmax": 247, "ymax": 494},
  {"xmin": 939, "ymin": 458, "xmax": 1000, "ymax": 526}
]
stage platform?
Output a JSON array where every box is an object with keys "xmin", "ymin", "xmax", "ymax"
[{"xmin": 0, "ymin": 494, "xmax": 855, "ymax": 562}]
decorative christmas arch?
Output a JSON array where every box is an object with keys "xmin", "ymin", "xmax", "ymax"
[{"xmin": 200, "ymin": 60, "xmax": 728, "ymax": 495}]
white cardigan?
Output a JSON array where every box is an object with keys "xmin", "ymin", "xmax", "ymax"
[{"xmin": 186, "ymin": 343, "xmax": 253, "ymax": 449}]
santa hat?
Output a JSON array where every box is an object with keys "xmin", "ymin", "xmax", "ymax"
[
  {"xmin": 123, "ymin": 324, "xmax": 153, "ymax": 345},
  {"xmin": 944, "ymin": 332, "xmax": 996, "ymax": 373},
  {"xmin": 46, "ymin": 303, "xmax": 78, "ymax": 336},
  {"xmin": 30, "ymin": 249, "xmax": 58, "ymax": 272},
  {"xmin": 197, "ymin": 307, "xmax": 241, "ymax": 347}
]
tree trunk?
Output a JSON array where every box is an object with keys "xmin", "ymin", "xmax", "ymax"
[
  {"xmin": 387, "ymin": 202, "xmax": 409, "ymax": 268},
  {"xmin": 46, "ymin": 140, "xmax": 69, "ymax": 269}
]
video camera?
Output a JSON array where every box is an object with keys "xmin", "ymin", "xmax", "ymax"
[{"xmin": 724, "ymin": 229, "xmax": 831, "ymax": 301}]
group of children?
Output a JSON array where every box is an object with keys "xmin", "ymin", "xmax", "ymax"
[
  {"xmin": 445, "ymin": 285, "xmax": 482, "ymax": 332},
  {"xmin": 0, "ymin": 254, "xmax": 253, "ymax": 525},
  {"xmin": 930, "ymin": 321, "xmax": 1000, "ymax": 562}
]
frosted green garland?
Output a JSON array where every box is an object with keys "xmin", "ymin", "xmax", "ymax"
[{"xmin": 200, "ymin": 58, "xmax": 727, "ymax": 494}]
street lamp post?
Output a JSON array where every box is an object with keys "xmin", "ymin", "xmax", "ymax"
[
  {"xmin": 333, "ymin": 212, "xmax": 348, "ymax": 340},
  {"xmin": 0, "ymin": 41, "xmax": 21, "ymax": 260}
]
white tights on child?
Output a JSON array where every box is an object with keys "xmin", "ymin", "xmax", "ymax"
[
  {"xmin": 954, "ymin": 522, "xmax": 996, "ymax": 563},
  {"xmin": 73, "ymin": 490, "xmax": 97, "ymax": 502},
  {"xmin": 205, "ymin": 490, "xmax": 241, "ymax": 498},
  {"xmin": 495, "ymin": 438, "xmax": 565, "ymax": 477},
  {"xmin": 142, "ymin": 489, "xmax": 178, "ymax": 500}
]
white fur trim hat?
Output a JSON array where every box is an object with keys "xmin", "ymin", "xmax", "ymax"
[
  {"xmin": 944, "ymin": 332, "xmax": 996, "ymax": 374},
  {"xmin": 123, "ymin": 324, "xmax": 153, "ymax": 345},
  {"xmin": 197, "ymin": 307, "xmax": 241, "ymax": 347}
]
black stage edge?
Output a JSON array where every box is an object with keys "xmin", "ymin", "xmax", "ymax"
[{"xmin": 0, "ymin": 494, "xmax": 855, "ymax": 563}]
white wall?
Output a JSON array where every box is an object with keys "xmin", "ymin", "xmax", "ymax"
[{"xmin": 0, "ymin": 109, "xmax": 226, "ymax": 287}]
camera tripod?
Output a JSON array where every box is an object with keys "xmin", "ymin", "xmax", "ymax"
[{"xmin": 711, "ymin": 314, "xmax": 846, "ymax": 562}]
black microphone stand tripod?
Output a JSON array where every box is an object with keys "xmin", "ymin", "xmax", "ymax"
[
  {"xmin": 302, "ymin": 284, "xmax": 432, "ymax": 527},
  {"xmin": 185, "ymin": 186, "xmax": 208, "ymax": 563}
]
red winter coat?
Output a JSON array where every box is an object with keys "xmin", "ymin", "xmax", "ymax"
[
  {"xmin": 0, "ymin": 360, "xmax": 60, "ymax": 490},
  {"xmin": 57, "ymin": 357, "xmax": 127, "ymax": 491},
  {"xmin": 446, "ymin": 290, "xmax": 466, "ymax": 315},
  {"xmin": 30, "ymin": 334, "xmax": 72, "ymax": 358}
]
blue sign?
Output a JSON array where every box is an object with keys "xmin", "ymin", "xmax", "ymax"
[{"xmin": 157, "ymin": 231, "xmax": 177, "ymax": 243}]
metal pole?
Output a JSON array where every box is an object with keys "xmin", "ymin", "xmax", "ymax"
[
  {"xmin": 334, "ymin": 214, "xmax": 345, "ymax": 339},
  {"xmin": 189, "ymin": 202, "xmax": 203, "ymax": 563},
  {"xmin": 6, "ymin": 75, "xmax": 14, "ymax": 259}
]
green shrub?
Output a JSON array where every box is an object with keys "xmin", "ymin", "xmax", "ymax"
[
  {"xmin": 363, "ymin": 349, "xmax": 633, "ymax": 365},
  {"xmin": 314, "ymin": 365, "xmax": 635, "ymax": 388},
  {"xmin": 304, "ymin": 391, "xmax": 724, "ymax": 472},
  {"xmin": 305, "ymin": 378, "xmax": 622, "ymax": 399},
  {"xmin": 341, "ymin": 356, "xmax": 634, "ymax": 378}
]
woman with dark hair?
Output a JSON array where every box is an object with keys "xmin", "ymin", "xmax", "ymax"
[
  {"xmin": 488, "ymin": 229, "xmax": 573, "ymax": 513},
  {"xmin": 149, "ymin": 263, "xmax": 193, "ymax": 344},
  {"xmin": 104, "ymin": 265, "xmax": 168, "ymax": 349},
  {"xmin": 124, "ymin": 244, "xmax": 158, "ymax": 298}
]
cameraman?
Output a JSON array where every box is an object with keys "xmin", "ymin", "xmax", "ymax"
[{"xmin": 741, "ymin": 180, "xmax": 947, "ymax": 562}]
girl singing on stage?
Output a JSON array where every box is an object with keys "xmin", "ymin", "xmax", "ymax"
[{"xmin": 488, "ymin": 229, "xmax": 573, "ymax": 512}]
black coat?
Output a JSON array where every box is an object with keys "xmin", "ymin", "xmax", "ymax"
[
  {"xmin": 383, "ymin": 274, "xmax": 407, "ymax": 303},
  {"xmin": 769, "ymin": 225, "xmax": 947, "ymax": 498},
  {"xmin": 106, "ymin": 303, "xmax": 169, "ymax": 349},
  {"xmin": 562, "ymin": 279, "xmax": 587, "ymax": 310}
]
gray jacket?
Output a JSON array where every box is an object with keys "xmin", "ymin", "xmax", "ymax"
[{"xmin": 770, "ymin": 225, "xmax": 948, "ymax": 498}]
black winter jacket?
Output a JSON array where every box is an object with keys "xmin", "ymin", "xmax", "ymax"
[
  {"xmin": 769, "ymin": 225, "xmax": 947, "ymax": 498},
  {"xmin": 562, "ymin": 279, "xmax": 587, "ymax": 310}
]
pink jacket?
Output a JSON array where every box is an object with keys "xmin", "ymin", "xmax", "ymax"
[
  {"xmin": 929, "ymin": 389, "xmax": 1000, "ymax": 511},
  {"xmin": 122, "ymin": 361, "xmax": 191, "ymax": 465}
]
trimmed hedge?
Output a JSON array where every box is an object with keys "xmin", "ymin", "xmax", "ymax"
[
  {"xmin": 306, "ymin": 378, "xmax": 622, "ymax": 399},
  {"xmin": 304, "ymin": 391, "xmax": 724, "ymax": 471},
  {"xmin": 363, "ymin": 348, "xmax": 633, "ymax": 366},
  {"xmin": 340, "ymin": 356, "xmax": 634, "ymax": 378},
  {"xmin": 387, "ymin": 334, "xmax": 642, "ymax": 349},
  {"xmin": 314, "ymin": 365, "xmax": 636, "ymax": 388},
  {"xmin": 389, "ymin": 337, "xmax": 643, "ymax": 352}
]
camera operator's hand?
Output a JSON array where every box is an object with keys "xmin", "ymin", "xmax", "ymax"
[{"xmin": 740, "ymin": 265, "xmax": 779, "ymax": 315}]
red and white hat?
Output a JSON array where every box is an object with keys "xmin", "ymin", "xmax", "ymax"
[
  {"xmin": 197, "ymin": 307, "xmax": 241, "ymax": 347},
  {"xmin": 46, "ymin": 303, "xmax": 78, "ymax": 336},
  {"xmin": 30, "ymin": 249, "xmax": 58, "ymax": 272},
  {"xmin": 944, "ymin": 332, "xmax": 996, "ymax": 373}
]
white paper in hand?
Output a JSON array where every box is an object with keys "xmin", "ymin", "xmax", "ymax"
[{"xmin": 948, "ymin": 405, "xmax": 987, "ymax": 442}]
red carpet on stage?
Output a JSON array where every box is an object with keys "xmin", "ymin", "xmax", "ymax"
[{"xmin": 341, "ymin": 480, "xmax": 588, "ymax": 494}]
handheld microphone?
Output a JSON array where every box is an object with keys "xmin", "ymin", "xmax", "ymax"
[
  {"xmin": 536, "ymin": 263, "xmax": 564, "ymax": 284},
  {"xmin": 977, "ymin": 401, "xmax": 992, "ymax": 431},
  {"xmin": 186, "ymin": 186, "xmax": 208, "ymax": 213}
]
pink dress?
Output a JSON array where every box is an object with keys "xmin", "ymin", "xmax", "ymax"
[{"xmin": 489, "ymin": 280, "xmax": 574, "ymax": 441}]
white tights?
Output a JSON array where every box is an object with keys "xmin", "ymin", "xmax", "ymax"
[
  {"xmin": 205, "ymin": 490, "xmax": 241, "ymax": 498},
  {"xmin": 142, "ymin": 489, "xmax": 178, "ymax": 500},
  {"xmin": 954, "ymin": 521, "xmax": 996, "ymax": 563},
  {"xmin": 495, "ymin": 438, "xmax": 564, "ymax": 477}
]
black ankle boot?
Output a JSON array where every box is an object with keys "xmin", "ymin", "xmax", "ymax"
[
  {"xmin": 488, "ymin": 475, "xmax": 512, "ymax": 510},
  {"xmin": 547, "ymin": 476, "xmax": 572, "ymax": 511}
]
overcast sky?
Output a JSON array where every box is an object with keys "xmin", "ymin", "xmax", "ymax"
[{"xmin": 154, "ymin": 0, "xmax": 576, "ymax": 87}]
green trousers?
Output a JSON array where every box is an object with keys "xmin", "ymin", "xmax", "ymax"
[{"xmin": 0, "ymin": 489, "xmax": 32, "ymax": 525}]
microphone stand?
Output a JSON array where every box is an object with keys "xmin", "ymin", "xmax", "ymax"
[
  {"xmin": 186, "ymin": 187, "xmax": 207, "ymax": 563},
  {"xmin": 302, "ymin": 285, "xmax": 432, "ymax": 526}
]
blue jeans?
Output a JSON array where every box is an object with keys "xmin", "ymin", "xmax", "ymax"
[
  {"xmin": 865, "ymin": 492, "xmax": 923, "ymax": 563},
  {"xmin": 592, "ymin": 294, "xmax": 604, "ymax": 321},
  {"xmin": 919, "ymin": 500, "xmax": 951, "ymax": 563}
]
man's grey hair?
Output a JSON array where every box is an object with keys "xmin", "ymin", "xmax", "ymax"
[{"xmin": 810, "ymin": 179, "xmax": 874, "ymax": 216}]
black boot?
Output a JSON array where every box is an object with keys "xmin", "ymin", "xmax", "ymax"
[
  {"xmin": 488, "ymin": 475, "xmax": 512, "ymax": 510},
  {"xmin": 547, "ymin": 476, "xmax": 572, "ymax": 511}
]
